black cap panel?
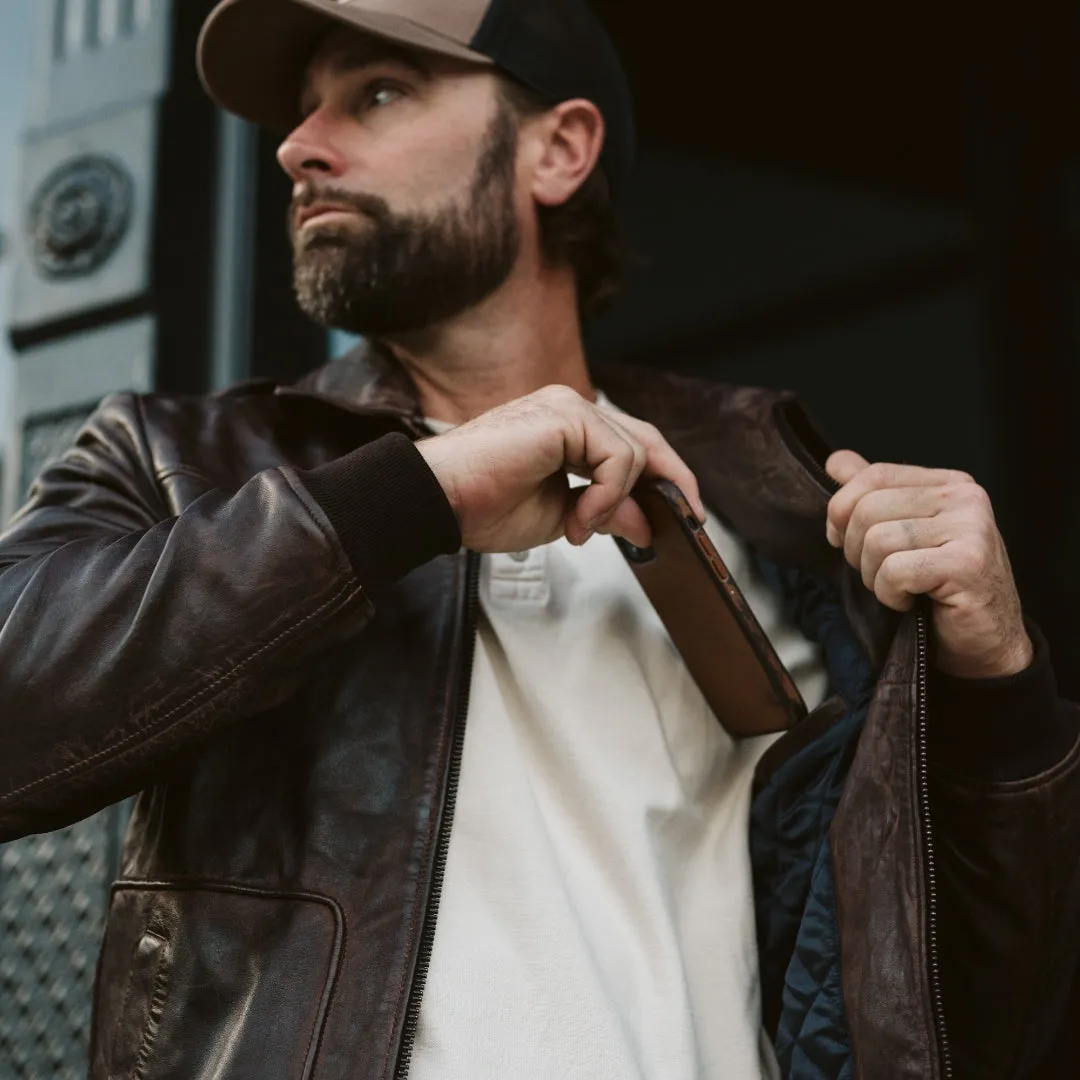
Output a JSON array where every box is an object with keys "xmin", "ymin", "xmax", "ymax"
[{"xmin": 471, "ymin": 0, "xmax": 636, "ymax": 193}]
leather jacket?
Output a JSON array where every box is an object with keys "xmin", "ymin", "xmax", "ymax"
[{"xmin": 0, "ymin": 345, "xmax": 1076, "ymax": 1079}]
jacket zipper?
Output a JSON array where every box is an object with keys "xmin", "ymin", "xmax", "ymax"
[
  {"xmin": 393, "ymin": 550, "xmax": 481, "ymax": 1080},
  {"xmin": 390, "ymin": 473, "xmax": 947, "ymax": 1080},
  {"xmin": 777, "ymin": 398, "xmax": 951, "ymax": 1070},
  {"xmin": 915, "ymin": 610, "xmax": 953, "ymax": 1079}
]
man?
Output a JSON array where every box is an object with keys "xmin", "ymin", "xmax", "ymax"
[{"xmin": 0, "ymin": 0, "xmax": 1076, "ymax": 1077}]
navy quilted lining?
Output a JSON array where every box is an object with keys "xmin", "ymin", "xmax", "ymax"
[{"xmin": 750, "ymin": 560, "xmax": 877, "ymax": 1079}]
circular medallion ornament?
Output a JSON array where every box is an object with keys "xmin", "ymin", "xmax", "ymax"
[{"xmin": 28, "ymin": 155, "xmax": 134, "ymax": 280}]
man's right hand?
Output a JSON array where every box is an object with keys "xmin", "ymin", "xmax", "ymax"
[{"xmin": 415, "ymin": 385, "xmax": 706, "ymax": 554}]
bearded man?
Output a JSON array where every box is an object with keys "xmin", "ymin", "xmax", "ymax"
[{"xmin": 0, "ymin": 1, "xmax": 1076, "ymax": 1078}]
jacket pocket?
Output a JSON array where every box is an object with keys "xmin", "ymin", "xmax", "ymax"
[{"xmin": 91, "ymin": 882, "xmax": 343, "ymax": 1080}]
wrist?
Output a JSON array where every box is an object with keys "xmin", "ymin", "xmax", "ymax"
[
  {"xmin": 301, "ymin": 433, "xmax": 461, "ymax": 596},
  {"xmin": 928, "ymin": 619, "xmax": 1075, "ymax": 781},
  {"xmin": 416, "ymin": 437, "xmax": 463, "ymax": 524},
  {"xmin": 933, "ymin": 630, "xmax": 1035, "ymax": 680}
]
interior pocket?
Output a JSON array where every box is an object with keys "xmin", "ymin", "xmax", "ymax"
[{"xmin": 91, "ymin": 882, "xmax": 342, "ymax": 1080}]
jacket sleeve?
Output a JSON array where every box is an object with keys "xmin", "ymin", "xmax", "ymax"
[
  {"xmin": 929, "ymin": 623, "xmax": 1080, "ymax": 1078},
  {"xmin": 0, "ymin": 393, "xmax": 460, "ymax": 842}
]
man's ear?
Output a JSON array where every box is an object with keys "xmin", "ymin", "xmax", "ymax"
[{"xmin": 529, "ymin": 99, "xmax": 605, "ymax": 208}]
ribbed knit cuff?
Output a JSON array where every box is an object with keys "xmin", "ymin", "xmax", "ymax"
[
  {"xmin": 929, "ymin": 619, "xmax": 1079, "ymax": 782},
  {"xmin": 300, "ymin": 433, "xmax": 461, "ymax": 600}
]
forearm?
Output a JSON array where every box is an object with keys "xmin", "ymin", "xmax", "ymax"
[{"xmin": 0, "ymin": 419, "xmax": 459, "ymax": 842}]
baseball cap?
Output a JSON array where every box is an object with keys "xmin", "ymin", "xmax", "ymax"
[{"xmin": 197, "ymin": 0, "xmax": 636, "ymax": 191}]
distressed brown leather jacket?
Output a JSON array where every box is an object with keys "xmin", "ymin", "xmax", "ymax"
[{"xmin": 0, "ymin": 346, "xmax": 1076, "ymax": 1080}]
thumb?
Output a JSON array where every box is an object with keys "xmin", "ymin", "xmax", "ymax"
[
  {"xmin": 825, "ymin": 449, "xmax": 871, "ymax": 486},
  {"xmin": 594, "ymin": 497, "xmax": 652, "ymax": 549}
]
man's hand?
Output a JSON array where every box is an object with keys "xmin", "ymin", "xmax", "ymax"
[
  {"xmin": 825, "ymin": 450, "xmax": 1033, "ymax": 679},
  {"xmin": 416, "ymin": 385, "xmax": 705, "ymax": 554}
]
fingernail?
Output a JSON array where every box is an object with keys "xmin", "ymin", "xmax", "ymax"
[{"xmin": 825, "ymin": 523, "xmax": 840, "ymax": 547}]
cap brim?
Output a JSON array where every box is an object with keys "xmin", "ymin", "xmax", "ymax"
[{"xmin": 197, "ymin": 0, "xmax": 491, "ymax": 134}]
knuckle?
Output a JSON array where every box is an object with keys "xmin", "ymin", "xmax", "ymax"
[
  {"xmin": 848, "ymin": 499, "xmax": 867, "ymax": 532},
  {"xmin": 960, "ymin": 540, "xmax": 990, "ymax": 577},
  {"xmin": 865, "ymin": 462, "xmax": 895, "ymax": 486},
  {"xmin": 900, "ymin": 519, "xmax": 922, "ymax": 547},
  {"xmin": 615, "ymin": 435, "xmax": 637, "ymax": 466},
  {"xmin": 863, "ymin": 521, "xmax": 894, "ymax": 559},
  {"xmin": 872, "ymin": 568, "xmax": 897, "ymax": 604},
  {"xmin": 848, "ymin": 496, "xmax": 877, "ymax": 536},
  {"xmin": 827, "ymin": 491, "xmax": 850, "ymax": 525},
  {"xmin": 980, "ymin": 517, "xmax": 1002, "ymax": 550},
  {"xmin": 945, "ymin": 480, "xmax": 992, "ymax": 516},
  {"xmin": 880, "ymin": 549, "xmax": 910, "ymax": 584},
  {"xmin": 965, "ymin": 483, "xmax": 993, "ymax": 513},
  {"xmin": 539, "ymin": 384, "xmax": 581, "ymax": 406}
]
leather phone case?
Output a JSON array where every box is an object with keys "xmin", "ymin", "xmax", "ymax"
[{"xmin": 615, "ymin": 481, "xmax": 807, "ymax": 738}]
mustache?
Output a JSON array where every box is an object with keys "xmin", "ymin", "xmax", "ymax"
[{"xmin": 289, "ymin": 185, "xmax": 392, "ymax": 233}]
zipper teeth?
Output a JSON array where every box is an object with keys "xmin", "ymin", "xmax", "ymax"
[
  {"xmin": 809, "ymin": 458, "xmax": 839, "ymax": 494},
  {"xmin": 915, "ymin": 611, "xmax": 953, "ymax": 1079},
  {"xmin": 394, "ymin": 552, "xmax": 480, "ymax": 1080},
  {"xmin": 798, "ymin": 443, "xmax": 839, "ymax": 494}
]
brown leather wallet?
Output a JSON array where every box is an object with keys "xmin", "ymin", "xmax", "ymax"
[{"xmin": 615, "ymin": 480, "xmax": 807, "ymax": 738}]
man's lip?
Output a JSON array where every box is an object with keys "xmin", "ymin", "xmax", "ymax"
[{"xmin": 296, "ymin": 204, "xmax": 357, "ymax": 228}]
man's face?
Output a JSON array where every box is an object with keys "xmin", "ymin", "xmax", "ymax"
[{"xmin": 278, "ymin": 27, "xmax": 522, "ymax": 338}]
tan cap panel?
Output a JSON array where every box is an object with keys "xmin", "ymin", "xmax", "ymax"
[
  {"xmin": 329, "ymin": 0, "xmax": 490, "ymax": 46},
  {"xmin": 198, "ymin": 0, "xmax": 493, "ymax": 134}
]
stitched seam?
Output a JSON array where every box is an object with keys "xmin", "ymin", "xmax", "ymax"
[
  {"xmin": 306, "ymin": 893, "xmax": 348, "ymax": 1079},
  {"xmin": 110, "ymin": 933, "xmax": 152, "ymax": 1058},
  {"xmin": 0, "ymin": 579, "xmax": 362, "ymax": 807},
  {"xmin": 131, "ymin": 941, "xmax": 170, "ymax": 1080}
]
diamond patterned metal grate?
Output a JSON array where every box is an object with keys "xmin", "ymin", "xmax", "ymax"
[
  {"xmin": 0, "ymin": 807, "xmax": 129, "ymax": 1078},
  {"xmin": 1, "ymin": 405, "xmax": 131, "ymax": 1078}
]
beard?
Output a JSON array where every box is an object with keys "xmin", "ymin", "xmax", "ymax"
[{"xmin": 290, "ymin": 104, "xmax": 521, "ymax": 338}]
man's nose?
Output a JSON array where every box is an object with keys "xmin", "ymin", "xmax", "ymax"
[{"xmin": 277, "ymin": 111, "xmax": 349, "ymax": 183}]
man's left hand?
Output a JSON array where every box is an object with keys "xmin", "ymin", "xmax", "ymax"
[{"xmin": 825, "ymin": 450, "xmax": 1033, "ymax": 679}]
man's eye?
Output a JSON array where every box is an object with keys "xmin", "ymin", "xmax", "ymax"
[{"xmin": 367, "ymin": 83, "xmax": 404, "ymax": 108}]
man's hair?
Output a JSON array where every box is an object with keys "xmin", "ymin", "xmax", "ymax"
[{"xmin": 497, "ymin": 75, "xmax": 626, "ymax": 320}]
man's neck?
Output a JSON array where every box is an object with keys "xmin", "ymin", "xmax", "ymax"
[{"xmin": 377, "ymin": 261, "xmax": 594, "ymax": 426}]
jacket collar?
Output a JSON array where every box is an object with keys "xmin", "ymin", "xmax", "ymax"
[
  {"xmin": 282, "ymin": 341, "xmax": 896, "ymax": 667},
  {"xmin": 277, "ymin": 340, "xmax": 425, "ymax": 425}
]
